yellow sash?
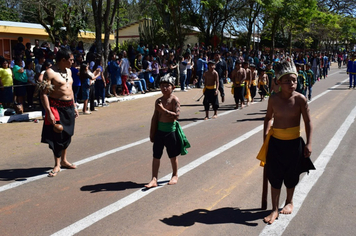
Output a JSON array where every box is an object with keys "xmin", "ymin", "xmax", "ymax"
[
  {"xmin": 259, "ymin": 81, "xmax": 267, "ymax": 86},
  {"xmin": 256, "ymin": 126, "xmax": 300, "ymax": 167},
  {"xmin": 203, "ymin": 85, "xmax": 216, "ymax": 94}
]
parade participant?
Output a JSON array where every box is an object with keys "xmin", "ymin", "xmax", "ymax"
[
  {"xmin": 257, "ymin": 67, "xmax": 268, "ymax": 101},
  {"xmin": 309, "ymin": 52, "xmax": 320, "ymax": 81},
  {"xmin": 305, "ymin": 63, "xmax": 315, "ymax": 100},
  {"xmin": 296, "ymin": 63, "xmax": 306, "ymax": 96},
  {"xmin": 39, "ymin": 49, "xmax": 79, "ymax": 177},
  {"xmin": 203, "ymin": 61, "xmax": 219, "ymax": 120},
  {"xmin": 145, "ymin": 74, "xmax": 190, "ymax": 189},
  {"xmin": 256, "ymin": 59, "xmax": 315, "ymax": 224},
  {"xmin": 243, "ymin": 61, "xmax": 252, "ymax": 106},
  {"xmin": 265, "ymin": 62, "xmax": 275, "ymax": 93},
  {"xmin": 231, "ymin": 60, "xmax": 246, "ymax": 109},
  {"xmin": 250, "ymin": 64, "xmax": 258, "ymax": 103},
  {"xmin": 214, "ymin": 51, "xmax": 227, "ymax": 103},
  {"xmin": 346, "ymin": 54, "xmax": 356, "ymax": 89}
]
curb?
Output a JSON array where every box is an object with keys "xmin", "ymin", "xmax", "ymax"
[{"xmin": 0, "ymin": 90, "xmax": 164, "ymax": 124}]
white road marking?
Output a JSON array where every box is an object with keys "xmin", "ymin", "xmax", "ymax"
[
  {"xmin": 0, "ymin": 102, "xmax": 247, "ymax": 193},
  {"xmin": 259, "ymin": 101, "xmax": 356, "ymax": 236},
  {"xmin": 52, "ymin": 75, "xmax": 350, "ymax": 235},
  {"xmin": 50, "ymin": 125, "xmax": 263, "ymax": 236},
  {"xmin": 0, "ymin": 76, "xmax": 347, "ymax": 194}
]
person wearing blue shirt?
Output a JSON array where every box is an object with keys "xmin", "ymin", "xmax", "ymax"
[
  {"xmin": 196, "ymin": 53, "xmax": 208, "ymax": 88},
  {"xmin": 347, "ymin": 54, "xmax": 356, "ymax": 89}
]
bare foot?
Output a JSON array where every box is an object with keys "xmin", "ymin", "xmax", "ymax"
[
  {"xmin": 204, "ymin": 116, "xmax": 209, "ymax": 120},
  {"xmin": 168, "ymin": 175, "xmax": 178, "ymax": 185},
  {"xmin": 212, "ymin": 115, "xmax": 217, "ymax": 119},
  {"xmin": 280, "ymin": 203, "xmax": 293, "ymax": 214},
  {"xmin": 145, "ymin": 178, "xmax": 158, "ymax": 188},
  {"xmin": 264, "ymin": 210, "xmax": 279, "ymax": 224}
]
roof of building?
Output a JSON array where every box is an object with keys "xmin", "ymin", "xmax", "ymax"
[{"xmin": 0, "ymin": 21, "xmax": 114, "ymax": 40}]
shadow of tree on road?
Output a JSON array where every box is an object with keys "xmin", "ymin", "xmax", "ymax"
[
  {"xmin": 0, "ymin": 167, "xmax": 51, "ymax": 181},
  {"xmin": 81, "ymin": 181, "xmax": 147, "ymax": 193},
  {"xmin": 160, "ymin": 207, "xmax": 267, "ymax": 227}
]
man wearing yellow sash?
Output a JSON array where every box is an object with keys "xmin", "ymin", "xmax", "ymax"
[
  {"xmin": 256, "ymin": 60, "xmax": 315, "ymax": 224},
  {"xmin": 145, "ymin": 74, "xmax": 190, "ymax": 189},
  {"xmin": 231, "ymin": 60, "xmax": 246, "ymax": 109},
  {"xmin": 250, "ymin": 64, "xmax": 258, "ymax": 102},
  {"xmin": 203, "ymin": 61, "xmax": 219, "ymax": 120},
  {"xmin": 243, "ymin": 61, "xmax": 252, "ymax": 105}
]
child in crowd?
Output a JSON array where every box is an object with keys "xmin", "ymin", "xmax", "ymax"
[
  {"xmin": 128, "ymin": 67, "xmax": 148, "ymax": 94},
  {"xmin": 145, "ymin": 74, "xmax": 190, "ymax": 189},
  {"xmin": 256, "ymin": 60, "xmax": 315, "ymax": 225}
]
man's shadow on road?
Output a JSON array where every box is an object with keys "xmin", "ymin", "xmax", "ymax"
[
  {"xmin": 0, "ymin": 167, "xmax": 51, "ymax": 181},
  {"xmin": 81, "ymin": 181, "xmax": 147, "ymax": 193},
  {"xmin": 160, "ymin": 207, "xmax": 267, "ymax": 227},
  {"xmin": 80, "ymin": 180, "xmax": 170, "ymax": 193}
]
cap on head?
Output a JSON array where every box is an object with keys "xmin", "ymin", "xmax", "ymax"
[
  {"xmin": 160, "ymin": 74, "xmax": 175, "ymax": 87},
  {"xmin": 208, "ymin": 60, "xmax": 215, "ymax": 65},
  {"xmin": 274, "ymin": 60, "xmax": 298, "ymax": 80}
]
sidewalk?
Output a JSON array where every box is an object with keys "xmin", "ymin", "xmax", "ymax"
[{"xmin": 0, "ymin": 90, "xmax": 163, "ymax": 124}]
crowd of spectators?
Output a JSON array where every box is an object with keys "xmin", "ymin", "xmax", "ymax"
[{"xmin": 0, "ymin": 35, "xmax": 352, "ymax": 115}]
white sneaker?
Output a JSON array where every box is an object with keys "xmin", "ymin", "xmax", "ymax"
[{"xmin": 186, "ymin": 86, "xmax": 191, "ymax": 90}]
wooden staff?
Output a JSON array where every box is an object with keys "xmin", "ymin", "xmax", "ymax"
[{"xmin": 261, "ymin": 166, "xmax": 268, "ymax": 210}]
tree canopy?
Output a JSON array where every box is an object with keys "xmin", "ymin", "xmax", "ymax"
[{"xmin": 2, "ymin": 0, "xmax": 356, "ymax": 59}]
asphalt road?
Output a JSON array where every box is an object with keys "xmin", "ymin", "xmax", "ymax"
[{"xmin": 1, "ymin": 64, "xmax": 356, "ymax": 236}]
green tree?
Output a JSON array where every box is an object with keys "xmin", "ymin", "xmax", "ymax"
[
  {"xmin": 91, "ymin": 0, "xmax": 119, "ymax": 65},
  {"xmin": 21, "ymin": 0, "xmax": 89, "ymax": 44},
  {"xmin": 0, "ymin": 0, "xmax": 20, "ymax": 21}
]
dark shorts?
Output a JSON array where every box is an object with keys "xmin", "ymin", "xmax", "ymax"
[
  {"xmin": 153, "ymin": 130, "xmax": 181, "ymax": 159},
  {"xmin": 266, "ymin": 136, "xmax": 315, "ymax": 189},
  {"xmin": 203, "ymin": 88, "xmax": 219, "ymax": 111},
  {"xmin": 41, "ymin": 98, "xmax": 75, "ymax": 158}
]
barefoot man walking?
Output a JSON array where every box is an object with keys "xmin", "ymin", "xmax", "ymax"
[
  {"xmin": 203, "ymin": 61, "xmax": 219, "ymax": 120},
  {"xmin": 40, "ymin": 49, "xmax": 79, "ymax": 177}
]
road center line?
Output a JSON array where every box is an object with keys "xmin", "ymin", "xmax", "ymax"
[{"xmin": 259, "ymin": 100, "xmax": 356, "ymax": 236}]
